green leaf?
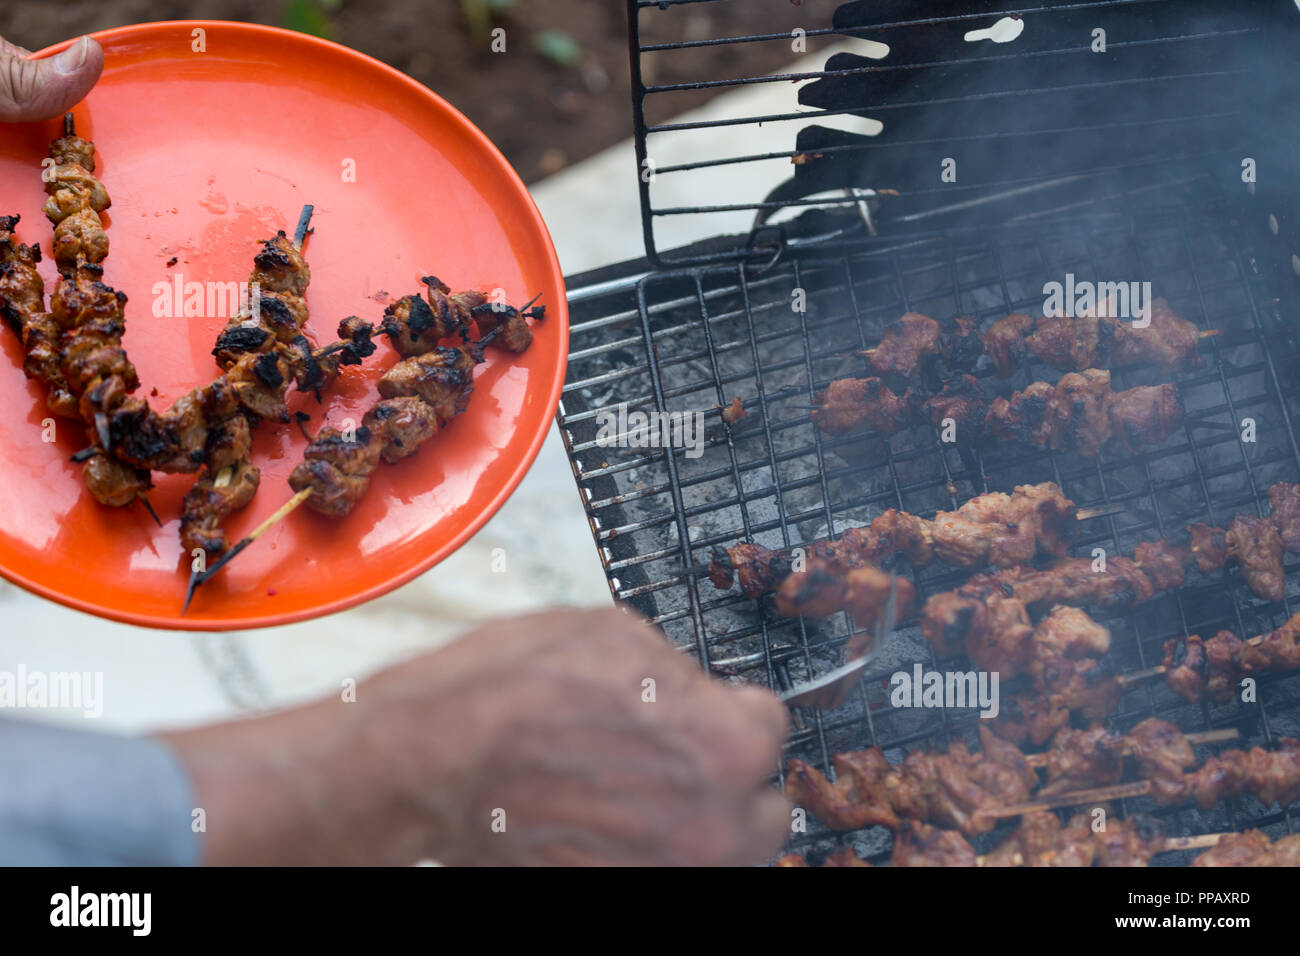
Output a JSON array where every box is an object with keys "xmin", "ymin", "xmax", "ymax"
[
  {"xmin": 282, "ymin": 0, "xmax": 332, "ymax": 39},
  {"xmin": 533, "ymin": 29, "xmax": 581, "ymax": 67}
]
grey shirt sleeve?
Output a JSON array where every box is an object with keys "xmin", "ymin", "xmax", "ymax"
[{"xmin": 0, "ymin": 718, "xmax": 200, "ymax": 866}]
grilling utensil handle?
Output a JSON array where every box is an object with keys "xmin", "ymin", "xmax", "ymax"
[{"xmin": 779, "ymin": 574, "xmax": 899, "ymax": 710}]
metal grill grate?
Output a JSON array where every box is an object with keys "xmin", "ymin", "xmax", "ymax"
[
  {"xmin": 627, "ymin": 0, "xmax": 1298, "ymax": 267},
  {"xmin": 557, "ymin": 177, "xmax": 1300, "ymax": 862}
]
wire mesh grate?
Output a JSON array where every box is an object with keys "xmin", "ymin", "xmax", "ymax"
[{"xmin": 557, "ymin": 178, "xmax": 1300, "ymax": 862}]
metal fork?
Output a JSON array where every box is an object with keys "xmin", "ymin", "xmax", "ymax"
[{"xmin": 779, "ymin": 573, "xmax": 900, "ymax": 710}]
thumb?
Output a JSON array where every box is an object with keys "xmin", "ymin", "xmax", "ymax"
[{"xmin": 0, "ymin": 35, "xmax": 104, "ymax": 124}]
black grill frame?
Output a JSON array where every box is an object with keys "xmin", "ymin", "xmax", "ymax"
[{"xmin": 557, "ymin": 0, "xmax": 1300, "ymax": 864}]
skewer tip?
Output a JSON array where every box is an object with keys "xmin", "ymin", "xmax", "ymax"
[
  {"xmin": 138, "ymin": 493, "xmax": 163, "ymax": 528},
  {"xmin": 181, "ymin": 571, "xmax": 201, "ymax": 616},
  {"xmin": 292, "ymin": 205, "xmax": 314, "ymax": 249},
  {"xmin": 184, "ymin": 488, "xmax": 314, "ymax": 601}
]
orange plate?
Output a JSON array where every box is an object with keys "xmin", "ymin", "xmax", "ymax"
[{"xmin": 0, "ymin": 21, "xmax": 568, "ymax": 630}]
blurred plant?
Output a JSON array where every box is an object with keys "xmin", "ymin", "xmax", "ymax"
[
  {"xmin": 282, "ymin": 0, "xmax": 340, "ymax": 39},
  {"xmin": 533, "ymin": 29, "xmax": 581, "ymax": 68},
  {"xmin": 461, "ymin": 0, "xmax": 517, "ymax": 45}
]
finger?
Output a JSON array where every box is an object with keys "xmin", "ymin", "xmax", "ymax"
[
  {"xmin": 735, "ymin": 788, "xmax": 794, "ymax": 865},
  {"xmin": 0, "ymin": 36, "xmax": 104, "ymax": 124},
  {"xmin": 0, "ymin": 36, "xmax": 33, "ymax": 59},
  {"xmin": 725, "ymin": 683, "xmax": 790, "ymax": 750}
]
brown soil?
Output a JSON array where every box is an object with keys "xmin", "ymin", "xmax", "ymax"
[{"xmin": 1, "ymin": 0, "xmax": 816, "ymax": 184}]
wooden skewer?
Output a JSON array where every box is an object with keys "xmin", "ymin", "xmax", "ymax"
[
  {"xmin": 985, "ymin": 780, "xmax": 1153, "ymax": 818},
  {"xmin": 1116, "ymin": 633, "xmax": 1272, "ymax": 687},
  {"xmin": 1163, "ymin": 832, "xmax": 1225, "ymax": 851},
  {"xmin": 184, "ymin": 322, "xmax": 514, "ymax": 611},
  {"xmin": 185, "ymin": 205, "xmax": 314, "ymax": 610},
  {"xmin": 136, "ymin": 492, "xmax": 162, "ymax": 527},
  {"xmin": 973, "ymin": 831, "xmax": 1223, "ymax": 865},
  {"xmin": 62, "ymin": 112, "xmax": 162, "ymax": 527},
  {"xmin": 1022, "ymin": 728, "xmax": 1239, "ymax": 769},
  {"xmin": 676, "ymin": 502, "xmax": 1126, "ymax": 578},
  {"xmin": 182, "ymin": 488, "xmax": 313, "ymax": 615}
]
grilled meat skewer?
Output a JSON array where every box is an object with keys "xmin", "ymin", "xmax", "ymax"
[
  {"xmin": 990, "ymin": 734, "xmax": 1300, "ymax": 818},
  {"xmin": 782, "ymin": 817, "xmax": 1300, "ymax": 868},
  {"xmin": 791, "ymin": 717, "xmax": 1297, "ymax": 842},
  {"xmin": 719, "ymin": 479, "xmax": 1294, "ymax": 629},
  {"xmin": 1161, "ymin": 611, "xmax": 1300, "ymax": 702},
  {"xmin": 704, "ymin": 482, "xmax": 1078, "ymax": 606},
  {"xmin": 1, "ymin": 119, "xmax": 154, "ymax": 509},
  {"xmin": 814, "ymin": 367, "xmax": 1184, "ymax": 461},
  {"xmin": 184, "ymin": 288, "xmax": 544, "ymax": 609},
  {"xmin": 992, "ymin": 609, "xmax": 1300, "ymax": 746},
  {"xmin": 1191, "ymin": 829, "xmax": 1300, "ymax": 867},
  {"xmin": 779, "ymin": 812, "xmax": 1174, "ymax": 867},
  {"xmin": 786, "ymin": 718, "xmax": 1213, "ymax": 838},
  {"xmin": 922, "ymin": 498, "xmax": 1300, "ymax": 676},
  {"xmin": 864, "ymin": 301, "xmax": 1209, "ymax": 381}
]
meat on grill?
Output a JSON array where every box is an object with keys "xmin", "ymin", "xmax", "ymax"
[
  {"xmin": 1191, "ymin": 831, "xmax": 1300, "ymax": 867},
  {"xmin": 817, "ymin": 365, "xmax": 1184, "ymax": 459},
  {"xmin": 1268, "ymin": 482, "xmax": 1300, "ymax": 552},
  {"xmin": 812, "ymin": 376, "xmax": 909, "ymax": 435},
  {"xmin": 1162, "ymin": 612, "xmax": 1300, "ymax": 703},
  {"xmin": 706, "ymin": 482, "xmax": 1074, "ymax": 605},
  {"xmin": 785, "ymin": 725, "xmax": 1036, "ymax": 837},
  {"xmin": 1226, "ymin": 514, "xmax": 1286, "ymax": 603},
  {"xmin": 864, "ymin": 299, "xmax": 1203, "ymax": 384},
  {"xmin": 867, "ymin": 312, "xmax": 984, "ymax": 379}
]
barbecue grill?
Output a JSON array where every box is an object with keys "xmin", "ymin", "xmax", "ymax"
[{"xmin": 556, "ymin": 0, "xmax": 1300, "ymax": 864}]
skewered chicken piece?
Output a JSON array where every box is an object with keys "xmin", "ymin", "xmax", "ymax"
[
  {"xmin": 790, "ymin": 718, "xmax": 1276, "ymax": 844},
  {"xmin": 785, "ymin": 725, "xmax": 1038, "ymax": 837},
  {"xmin": 709, "ymin": 478, "xmax": 1292, "ymax": 634},
  {"xmin": 287, "ymin": 339, "xmax": 484, "ymax": 518},
  {"xmin": 920, "ymin": 511, "xmax": 1292, "ymax": 675},
  {"xmin": 1161, "ymin": 611, "xmax": 1300, "ymax": 703},
  {"xmin": 787, "ymin": 718, "xmax": 1230, "ymax": 840},
  {"xmin": 988, "ymin": 733, "xmax": 1300, "ymax": 819},
  {"xmin": 282, "ymin": 282, "xmax": 543, "ymax": 520},
  {"xmin": 1, "ymin": 119, "xmax": 154, "ymax": 510},
  {"xmin": 380, "ymin": 278, "xmax": 544, "ymax": 357},
  {"xmin": 43, "ymin": 123, "xmax": 110, "ymax": 274},
  {"xmin": 1269, "ymin": 482, "xmax": 1300, "ymax": 552},
  {"xmin": 1190, "ymin": 829, "xmax": 1300, "ymax": 867},
  {"xmin": 990, "ymin": 609, "xmax": 1300, "ymax": 746},
  {"xmin": 704, "ymin": 482, "xmax": 1077, "ymax": 599},
  {"xmin": 921, "ymin": 812, "xmax": 1168, "ymax": 867},
  {"xmin": 184, "ymin": 286, "xmax": 544, "ymax": 608},
  {"xmin": 180, "ymin": 213, "xmax": 315, "ymax": 556},
  {"xmin": 865, "ymin": 313, "xmax": 985, "ymax": 379},
  {"xmin": 782, "ymin": 815, "xmax": 1285, "ymax": 867},
  {"xmin": 814, "ymin": 367, "xmax": 1184, "ymax": 460},
  {"xmin": 865, "ymin": 300, "xmax": 1208, "ymax": 382},
  {"xmin": 1226, "ymin": 514, "xmax": 1286, "ymax": 603},
  {"xmin": 0, "ymin": 214, "xmax": 78, "ymax": 417}
]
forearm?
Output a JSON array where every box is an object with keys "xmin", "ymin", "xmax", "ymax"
[{"xmin": 159, "ymin": 695, "xmax": 440, "ymax": 866}]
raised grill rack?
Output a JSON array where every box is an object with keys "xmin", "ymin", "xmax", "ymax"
[{"xmin": 557, "ymin": 0, "xmax": 1300, "ymax": 863}]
